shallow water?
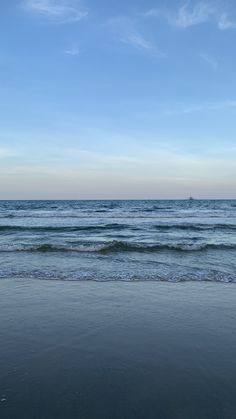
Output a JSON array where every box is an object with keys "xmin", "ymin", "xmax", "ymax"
[
  {"xmin": 1, "ymin": 280, "xmax": 236, "ymax": 419},
  {"xmin": 0, "ymin": 200, "xmax": 236, "ymax": 282}
]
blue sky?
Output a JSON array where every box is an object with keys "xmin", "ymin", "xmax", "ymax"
[{"xmin": 0, "ymin": 0, "xmax": 236, "ymax": 199}]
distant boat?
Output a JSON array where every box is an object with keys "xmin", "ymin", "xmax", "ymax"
[{"xmin": 189, "ymin": 196, "xmax": 194, "ymax": 201}]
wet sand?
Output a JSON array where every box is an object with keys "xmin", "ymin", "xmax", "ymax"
[{"xmin": 1, "ymin": 279, "xmax": 236, "ymax": 419}]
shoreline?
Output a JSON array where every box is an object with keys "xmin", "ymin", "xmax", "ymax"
[{"xmin": 1, "ymin": 276, "xmax": 236, "ymax": 284}]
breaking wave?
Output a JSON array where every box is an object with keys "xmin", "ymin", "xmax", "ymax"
[{"xmin": 0, "ymin": 241, "xmax": 235, "ymax": 253}]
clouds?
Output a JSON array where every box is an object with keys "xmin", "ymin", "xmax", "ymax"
[
  {"xmin": 0, "ymin": 148, "xmax": 15, "ymax": 158},
  {"xmin": 199, "ymin": 53, "xmax": 218, "ymax": 70},
  {"xmin": 24, "ymin": 0, "xmax": 88, "ymax": 23},
  {"xmin": 1, "ymin": 140, "xmax": 236, "ymax": 199},
  {"xmin": 120, "ymin": 32, "xmax": 153, "ymax": 51},
  {"xmin": 65, "ymin": 42, "xmax": 80, "ymax": 55},
  {"xmin": 145, "ymin": 2, "xmax": 236, "ymax": 31},
  {"xmin": 161, "ymin": 100, "xmax": 236, "ymax": 117},
  {"xmin": 166, "ymin": 2, "xmax": 214, "ymax": 28},
  {"xmin": 2, "ymin": 0, "xmax": 235, "ymax": 199},
  {"xmin": 65, "ymin": 148, "xmax": 138, "ymax": 169},
  {"xmin": 218, "ymin": 12, "xmax": 236, "ymax": 30},
  {"xmin": 24, "ymin": 2, "xmax": 158, "ymax": 55},
  {"xmin": 167, "ymin": 2, "xmax": 214, "ymax": 28},
  {"xmin": 106, "ymin": 16, "xmax": 161, "ymax": 56}
]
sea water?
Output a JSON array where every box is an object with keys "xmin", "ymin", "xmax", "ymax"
[{"xmin": 0, "ymin": 200, "xmax": 236, "ymax": 282}]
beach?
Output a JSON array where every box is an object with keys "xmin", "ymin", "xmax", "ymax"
[
  {"xmin": 2, "ymin": 0, "xmax": 236, "ymax": 415},
  {"xmin": 1, "ymin": 279, "xmax": 236, "ymax": 419}
]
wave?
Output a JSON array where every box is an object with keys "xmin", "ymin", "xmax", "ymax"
[
  {"xmin": 0, "ymin": 223, "xmax": 134, "ymax": 233},
  {"xmin": 0, "ymin": 241, "xmax": 235, "ymax": 253},
  {"xmin": 94, "ymin": 242, "xmax": 236, "ymax": 252},
  {"xmin": 154, "ymin": 223, "xmax": 236, "ymax": 231},
  {"xmin": 0, "ymin": 269, "xmax": 235, "ymax": 283},
  {"xmin": 1, "ymin": 223, "xmax": 236, "ymax": 234},
  {"xmin": 0, "ymin": 213, "xmax": 181, "ymax": 219},
  {"xmin": 0, "ymin": 214, "xmax": 157, "ymax": 219}
]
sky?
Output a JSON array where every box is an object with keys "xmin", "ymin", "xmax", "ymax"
[{"xmin": 0, "ymin": 0, "xmax": 236, "ymax": 199}]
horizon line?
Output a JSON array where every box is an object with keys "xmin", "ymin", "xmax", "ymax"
[{"xmin": 0, "ymin": 198, "xmax": 236, "ymax": 201}]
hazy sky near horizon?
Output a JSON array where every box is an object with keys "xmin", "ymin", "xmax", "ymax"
[{"xmin": 0, "ymin": 0, "xmax": 236, "ymax": 199}]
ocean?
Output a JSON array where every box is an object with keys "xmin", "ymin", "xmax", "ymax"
[
  {"xmin": 0, "ymin": 199, "xmax": 236, "ymax": 282},
  {"xmin": 1, "ymin": 200, "xmax": 236, "ymax": 418}
]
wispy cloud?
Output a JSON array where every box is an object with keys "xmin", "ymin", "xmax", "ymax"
[
  {"xmin": 170, "ymin": 2, "xmax": 214, "ymax": 28},
  {"xmin": 145, "ymin": 2, "xmax": 236, "ymax": 31},
  {"xmin": 120, "ymin": 32, "xmax": 153, "ymax": 51},
  {"xmin": 162, "ymin": 100, "xmax": 236, "ymax": 116},
  {"xmin": 106, "ymin": 17, "xmax": 161, "ymax": 55},
  {"xmin": 65, "ymin": 42, "xmax": 80, "ymax": 55},
  {"xmin": 199, "ymin": 53, "xmax": 218, "ymax": 69},
  {"xmin": 145, "ymin": 2, "xmax": 214, "ymax": 28},
  {"xmin": 65, "ymin": 148, "xmax": 138, "ymax": 168},
  {"xmin": 24, "ymin": 0, "xmax": 88, "ymax": 23},
  {"xmin": 0, "ymin": 148, "xmax": 15, "ymax": 159},
  {"xmin": 218, "ymin": 12, "xmax": 236, "ymax": 30}
]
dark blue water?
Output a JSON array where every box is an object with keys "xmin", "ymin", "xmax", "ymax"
[{"xmin": 0, "ymin": 200, "xmax": 236, "ymax": 282}]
